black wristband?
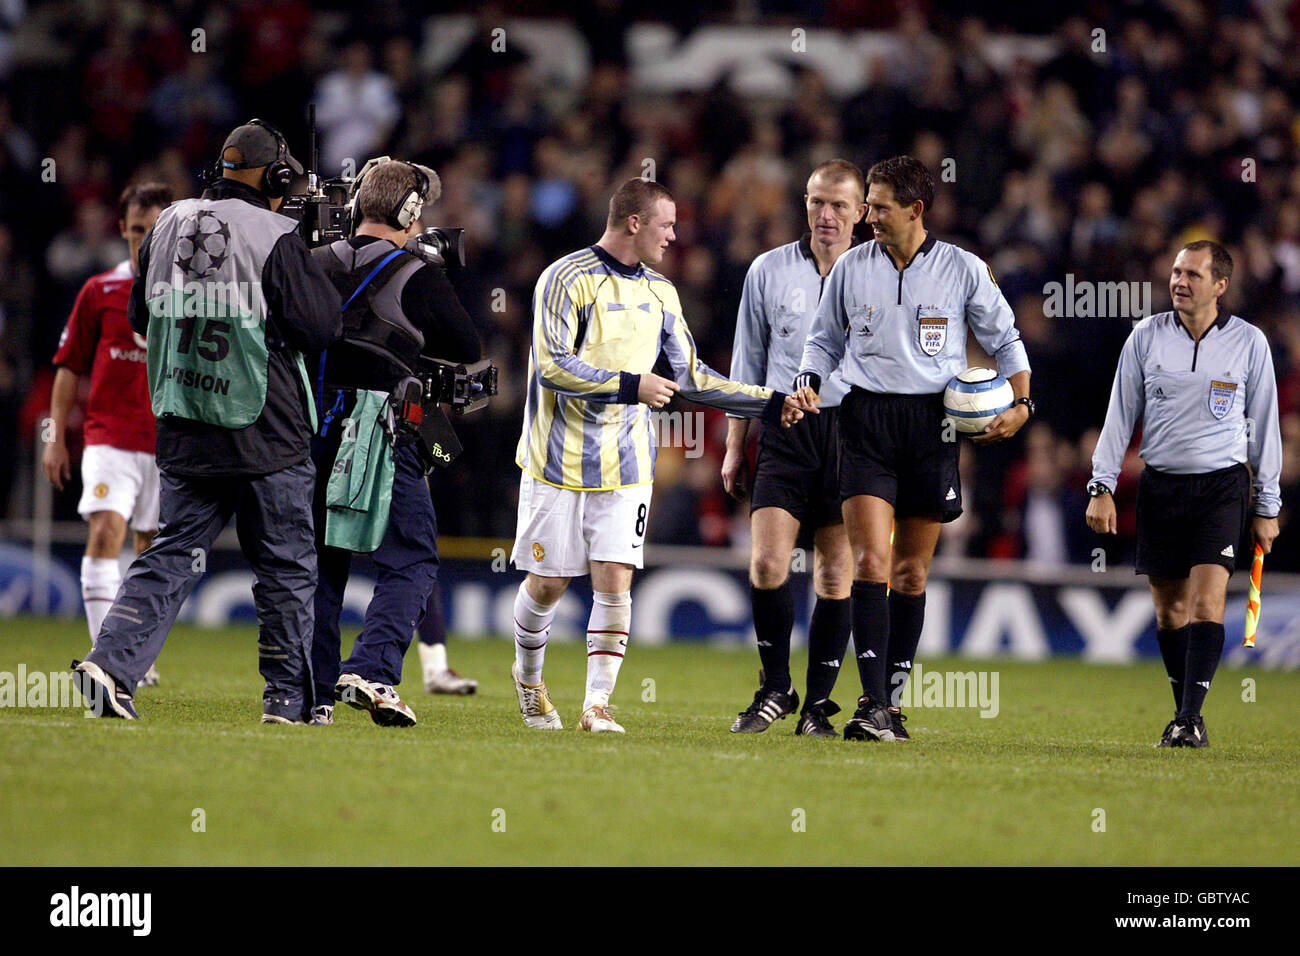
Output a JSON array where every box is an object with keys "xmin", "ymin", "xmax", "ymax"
[
  {"xmin": 761, "ymin": 392, "xmax": 787, "ymax": 426},
  {"xmin": 617, "ymin": 371, "xmax": 641, "ymax": 404},
  {"xmin": 793, "ymin": 371, "xmax": 821, "ymax": 393}
]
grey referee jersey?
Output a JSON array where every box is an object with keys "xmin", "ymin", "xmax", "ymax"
[
  {"xmin": 728, "ymin": 234, "xmax": 850, "ymax": 414},
  {"xmin": 1089, "ymin": 310, "xmax": 1282, "ymax": 517},
  {"xmin": 799, "ymin": 234, "xmax": 1030, "ymax": 394}
]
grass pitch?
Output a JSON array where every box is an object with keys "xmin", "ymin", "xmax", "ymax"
[{"xmin": 1, "ymin": 617, "xmax": 1297, "ymax": 866}]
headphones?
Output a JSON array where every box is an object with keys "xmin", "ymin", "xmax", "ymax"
[
  {"xmin": 219, "ymin": 119, "xmax": 296, "ymax": 199},
  {"xmin": 349, "ymin": 156, "xmax": 429, "ymax": 231}
]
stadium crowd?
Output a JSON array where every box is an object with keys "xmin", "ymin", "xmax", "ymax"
[{"xmin": 1, "ymin": 0, "xmax": 1299, "ymax": 569}]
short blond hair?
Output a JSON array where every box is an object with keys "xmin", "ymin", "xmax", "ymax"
[{"xmin": 808, "ymin": 159, "xmax": 865, "ymax": 201}]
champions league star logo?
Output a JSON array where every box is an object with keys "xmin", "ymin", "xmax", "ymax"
[{"xmin": 176, "ymin": 210, "xmax": 232, "ymax": 279}]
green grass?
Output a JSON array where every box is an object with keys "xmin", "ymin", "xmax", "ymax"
[{"xmin": 1, "ymin": 617, "xmax": 1297, "ymax": 866}]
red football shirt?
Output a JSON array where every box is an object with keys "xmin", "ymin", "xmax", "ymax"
[{"xmin": 52, "ymin": 260, "xmax": 156, "ymax": 454}]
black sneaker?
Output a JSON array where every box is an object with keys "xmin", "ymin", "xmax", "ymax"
[
  {"xmin": 888, "ymin": 708, "xmax": 910, "ymax": 740},
  {"xmin": 1155, "ymin": 717, "xmax": 1178, "ymax": 748},
  {"xmin": 1170, "ymin": 715, "xmax": 1209, "ymax": 748},
  {"xmin": 842, "ymin": 694, "xmax": 896, "ymax": 742},
  {"xmin": 795, "ymin": 699, "xmax": 841, "ymax": 738},
  {"xmin": 730, "ymin": 671, "xmax": 799, "ymax": 733}
]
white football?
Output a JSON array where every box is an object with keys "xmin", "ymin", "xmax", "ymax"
[{"xmin": 943, "ymin": 367, "xmax": 1014, "ymax": 434}]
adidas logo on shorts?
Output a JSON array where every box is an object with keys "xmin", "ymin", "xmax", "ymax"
[
  {"xmin": 945, "ymin": 487, "xmax": 957, "ymax": 501},
  {"xmin": 1221, "ymin": 545, "xmax": 1234, "ymax": 558}
]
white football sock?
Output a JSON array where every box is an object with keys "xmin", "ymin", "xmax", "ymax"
[
  {"xmin": 418, "ymin": 641, "xmax": 449, "ymax": 681},
  {"xmin": 514, "ymin": 581, "xmax": 558, "ymax": 684},
  {"xmin": 81, "ymin": 556, "xmax": 121, "ymax": 645},
  {"xmin": 584, "ymin": 590, "xmax": 631, "ymax": 710}
]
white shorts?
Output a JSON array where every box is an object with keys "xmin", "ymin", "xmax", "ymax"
[
  {"xmin": 511, "ymin": 471, "xmax": 653, "ymax": 577},
  {"xmin": 78, "ymin": 444, "xmax": 161, "ymax": 532}
]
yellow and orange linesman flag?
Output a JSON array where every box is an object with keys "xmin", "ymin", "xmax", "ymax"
[{"xmin": 1244, "ymin": 543, "xmax": 1264, "ymax": 648}]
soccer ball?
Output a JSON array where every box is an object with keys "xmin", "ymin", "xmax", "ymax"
[{"xmin": 943, "ymin": 367, "xmax": 1014, "ymax": 434}]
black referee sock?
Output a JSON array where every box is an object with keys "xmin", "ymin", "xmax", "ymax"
[
  {"xmin": 1179, "ymin": 621, "xmax": 1225, "ymax": 719},
  {"xmin": 850, "ymin": 581, "xmax": 890, "ymax": 702},
  {"xmin": 886, "ymin": 590, "xmax": 926, "ymax": 708},
  {"xmin": 751, "ymin": 582, "xmax": 794, "ymax": 693},
  {"xmin": 1156, "ymin": 625, "xmax": 1190, "ymax": 711},
  {"xmin": 805, "ymin": 596, "xmax": 851, "ymax": 706}
]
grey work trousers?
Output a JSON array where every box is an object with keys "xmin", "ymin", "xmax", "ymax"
[{"xmin": 86, "ymin": 460, "xmax": 318, "ymax": 721}]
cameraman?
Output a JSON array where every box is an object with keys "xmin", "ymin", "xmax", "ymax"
[
  {"xmin": 73, "ymin": 120, "xmax": 343, "ymax": 723},
  {"xmin": 309, "ymin": 158, "xmax": 480, "ymax": 727}
]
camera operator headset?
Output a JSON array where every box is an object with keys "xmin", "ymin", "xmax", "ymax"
[{"xmin": 305, "ymin": 157, "xmax": 482, "ymax": 726}]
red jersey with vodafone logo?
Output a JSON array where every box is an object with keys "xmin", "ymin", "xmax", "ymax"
[{"xmin": 52, "ymin": 261, "xmax": 156, "ymax": 454}]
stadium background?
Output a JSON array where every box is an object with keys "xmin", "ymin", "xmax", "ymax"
[{"xmin": 0, "ymin": 0, "xmax": 1297, "ymax": 663}]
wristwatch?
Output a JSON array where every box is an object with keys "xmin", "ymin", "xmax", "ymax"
[
  {"xmin": 1013, "ymin": 397, "xmax": 1036, "ymax": 418},
  {"xmin": 1087, "ymin": 482, "xmax": 1112, "ymax": 498}
]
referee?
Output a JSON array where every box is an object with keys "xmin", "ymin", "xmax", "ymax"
[
  {"xmin": 790, "ymin": 156, "xmax": 1033, "ymax": 741},
  {"xmin": 1086, "ymin": 240, "xmax": 1281, "ymax": 748},
  {"xmin": 722, "ymin": 159, "xmax": 865, "ymax": 738}
]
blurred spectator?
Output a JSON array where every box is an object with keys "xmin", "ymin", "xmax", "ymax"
[
  {"xmin": 0, "ymin": 95, "xmax": 37, "ymax": 173},
  {"xmin": 82, "ymin": 25, "xmax": 150, "ymax": 155},
  {"xmin": 313, "ymin": 39, "xmax": 400, "ymax": 175},
  {"xmin": 44, "ymin": 201, "xmax": 124, "ymax": 340},
  {"xmin": 229, "ymin": 0, "xmax": 312, "ymax": 109},
  {"xmin": 149, "ymin": 55, "xmax": 238, "ymax": 165},
  {"xmin": 0, "ymin": 221, "xmax": 34, "ymax": 516},
  {"xmin": 996, "ymin": 423, "xmax": 1091, "ymax": 564}
]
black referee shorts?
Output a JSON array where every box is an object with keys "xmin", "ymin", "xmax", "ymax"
[
  {"xmin": 751, "ymin": 405, "xmax": 841, "ymax": 529},
  {"xmin": 838, "ymin": 387, "xmax": 961, "ymax": 522},
  {"xmin": 1135, "ymin": 463, "xmax": 1250, "ymax": 579}
]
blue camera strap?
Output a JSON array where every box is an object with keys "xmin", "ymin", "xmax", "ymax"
[{"xmin": 317, "ymin": 248, "xmax": 409, "ymax": 436}]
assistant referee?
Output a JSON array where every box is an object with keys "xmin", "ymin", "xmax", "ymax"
[
  {"xmin": 723, "ymin": 159, "xmax": 865, "ymax": 739},
  {"xmin": 1087, "ymin": 240, "xmax": 1281, "ymax": 749}
]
